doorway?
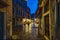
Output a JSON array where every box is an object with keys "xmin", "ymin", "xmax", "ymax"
[
  {"xmin": 0, "ymin": 12, "xmax": 4, "ymax": 40},
  {"xmin": 55, "ymin": 2, "xmax": 60, "ymax": 40}
]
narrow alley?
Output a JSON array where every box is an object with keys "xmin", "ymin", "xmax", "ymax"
[{"xmin": 0, "ymin": 0, "xmax": 60, "ymax": 40}]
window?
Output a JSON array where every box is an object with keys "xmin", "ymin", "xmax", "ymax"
[
  {"xmin": 58, "ymin": 2, "xmax": 60, "ymax": 26},
  {"xmin": 13, "ymin": 7, "xmax": 14, "ymax": 16}
]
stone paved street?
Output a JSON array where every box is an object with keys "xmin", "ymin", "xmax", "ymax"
[{"xmin": 12, "ymin": 24, "xmax": 45, "ymax": 40}]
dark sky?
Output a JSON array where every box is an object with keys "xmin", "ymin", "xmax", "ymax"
[
  {"xmin": 18, "ymin": 0, "xmax": 38, "ymax": 14},
  {"xmin": 27, "ymin": 0, "xmax": 38, "ymax": 14}
]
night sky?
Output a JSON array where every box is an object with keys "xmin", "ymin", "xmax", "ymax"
[{"xmin": 27, "ymin": 0, "xmax": 38, "ymax": 14}]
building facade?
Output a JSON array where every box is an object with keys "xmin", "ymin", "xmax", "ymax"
[
  {"xmin": 36, "ymin": 0, "xmax": 60, "ymax": 40},
  {"xmin": 12, "ymin": 0, "xmax": 30, "ymax": 36},
  {"xmin": 0, "ymin": 0, "xmax": 12, "ymax": 39}
]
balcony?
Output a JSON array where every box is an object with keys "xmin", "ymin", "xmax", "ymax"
[{"xmin": 0, "ymin": 0, "xmax": 8, "ymax": 8}]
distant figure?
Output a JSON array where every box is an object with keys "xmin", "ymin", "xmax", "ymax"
[
  {"xmin": 25, "ymin": 24, "xmax": 28, "ymax": 32},
  {"xmin": 23, "ymin": 21, "xmax": 26, "ymax": 33}
]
